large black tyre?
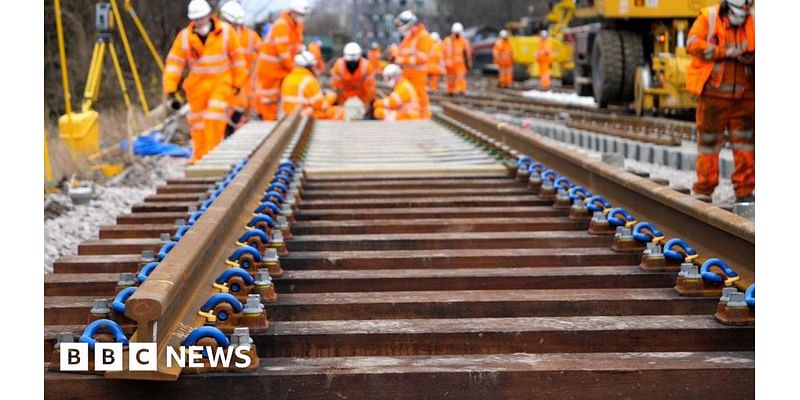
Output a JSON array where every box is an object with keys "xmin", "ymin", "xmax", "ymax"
[
  {"xmin": 591, "ymin": 30, "xmax": 624, "ymax": 107},
  {"xmin": 513, "ymin": 64, "xmax": 529, "ymax": 82},
  {"xmin": 561, "ymin": 69, "xmax": 575, "ymax": 86},
  {"xmin": 619, "ymin": 30, "xmax": 645, "ymax": 102}
]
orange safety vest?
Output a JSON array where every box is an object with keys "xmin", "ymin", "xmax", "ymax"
[
  {"xmin": 378, "ymin": 78, "xmax": 420, "ymax": 114},
  {"xmin": 257, "ymin": 11, "xmax": 304, "ymax": 80},
  {"xmin": 308, "ymin": 41, "xmax": 325, "ymax": 74},
  {"xmin": 368, "ymin": 48, "xmax": 382, "ymax": 72},
  {"xmin": 685, "ymin": 5, "xmax": 755, "ymax": 96},
  {"xmin": 397, "ymin": 25, "xmax": 432, "ymax": 82},
  {"xmin": 280, "ymin": 66, "xmax": 329, "ymax": 116},
  {"xmin": 492, "ymin": 38, "xmax": 514, "ymax": 67},
  {"xmin": 164, "ymin": 17, "xmax": 246, "ymax": 95},
  {"xmin": 428, "ymin": 39, "xmax": 445, "ymax": 76},
  {"xmin": 237, "ymin": 26, "xmax": 262, "ymax": 70},
  {"xmin": 443, "ymin": 34, "xmax": 472, "ymax": 72},
  {"xmin": 330, "ymin": 58, "xmax": 375, "ymax": 103},
  {"xmin": 536, "ymin": 37, "xmax": 552, "ymax": 64}
]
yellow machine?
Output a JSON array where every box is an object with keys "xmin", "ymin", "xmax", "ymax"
[
  {"xmin": 505, "ymin": 0, "xmax": 576, "ymax": 84},
  {"xmin": 567, "ymin": 0, "xmax": 720, "ymax": 113}
]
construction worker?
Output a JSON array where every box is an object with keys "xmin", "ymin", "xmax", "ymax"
[
  {"xmin": 307, "ymin": 37, "xmax": 326, "ymax": 76},
  {"xmin": 255, "ymin": 0, "xmax": 309, "ymax": 120},
  {"xmin": 686, "ymin": 0, "xmax": 755, "ymax": 203},
  {"xmin": 330, "ymin": 42, "xmax": 376, "ymax": 106},
  {"xmin": 163, "ymin": 0, "xmax": 246, "ymax": 163},
  {"xmin": 373, "ymin": 64, "xmax": 421, "ymax": 121},
  {"xmin": 221, "ymin": 1, "xmax": 261, "ymax": 137},
  {"xmin": 427, "ymin": 32, "xmax": 445, "ymax": 91},
  {"xmin": 536, "ymin": 30, "xmax": 553, "ymax": 89},
  {"xmin": 280, "ymin": 50, "xmax": 344, "ymax": 120},
  {"xmin": 368, "ymin": 43, "xmax": 382, "ymax": 75},
  {"xmin": 394, "ymin": 10, "xmax": 432, "ymax": 118},
  {"xmin": 493, "ymin": 30, "xmax": 514, "ymax": 88},
  {"xmin": 443, "ymin": 22, "xmax": 472, "ymax": 95}
]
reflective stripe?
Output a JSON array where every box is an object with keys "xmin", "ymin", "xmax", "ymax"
[
  {"xmin": 698, "ymin": 144, "xmax": 723, "ymax": 154},
  {"xmin": 278, "ymin": 51, "xmax": 291, "ymax": 59},
  {"xmin": 181, "ymin": 29, "xmax": 189, "ymax": 54},
  {"xmin": 187, "ymin": 112, "xmax": 202, "ymax": 121},
  {"xmin": 190, "ymin": 65, "xmax": 229, "ymax": 74},
  {"xmin": 208, "ymin": 99, "xmax": 228, "ymax": 109},
  {"xmin": 271, "ymin": 36, "xmax": 290, "ymax": 45},
  {"xmin": 198, "ymin": 54, "xmax": 227, "ymax": 63},
  {"xmin": 731, "ymin": 142, "xmax": 755, "ymax": 152},
  {"xmin": 260, "ymin": 53, "xmax": 282, "ymax": 63},
  {"xmin": 190, "ymin": 122, "xmax": 205, "ymax": 130},
  {"xmin": 165, "ymin": 65, "xmax": 183, "ymax": 74},
  {"xmin": 167, "ymin": 55, "xmax": 185, "ymax": 64},
  {"xmin": 390, "ymin": 93, "xmax": 402, "ymax": 103},
  {"xmin": 707, "ymin": 7, "xmax": 717, "ymax": 43},
  {"xmin": 204, "ymin": 111, "xmax": 228, "ymax": 120},
  {"xmin": 699, "ymin": 133, "xmax": 720, "ymax": 143},
  {"xmin": 260, "ymin": 87, "xmax": 280, "ymax": 95},
  {"xmin": 731, "ymin": 130, "xmax": 754, "ymax": 140},
  {"xmin": 233, "ymin": 60, "xmax": 247, "ymax": 68},
  {"xmin": 686, "ymin": 36, "xmax": 698, "ymax": 46},
  {"xmin": 703, "ymin": 45, "xmax": 716, "ymax": 60},
  {"xmin": 307, "ymin": 92, "xmax": 324, "ymax": 104}
]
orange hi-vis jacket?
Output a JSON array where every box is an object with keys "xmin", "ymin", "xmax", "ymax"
[
  {"xmin": 387, "ymin": 44, "xmax": 399, "ymax": 62},
  {"xmin": 307, "ymin": 41, "xmax": 325, "ymax": 75},
  {"xmin": 257, "ymin": 11, "xmax": 304, "ymax": 81},
  {"xmin": 374, "ymin": 78, "xmax": 421, "ymax": 120},
  {"xmin": 368, "ymin": 48, "xmax": 382, "ymax": 72},
  {"xmin": 686, "ymin": 5, "xmax": 755, "ymax": 97},
  {"xmin": 281, "ymin": 66, "xmax": 338, "ymax": 118},
  {"xmin": 443, "ymin": 34, "xmax": 472, "ymax": 73},
  {"xmin": 330, "ymin": 57, "xmax": 376, "ymax": 104},
  {"xmin": 428, "ymin": 39, "xmax": 445, "ymax": 76},
  {"xmin": 492, "ymin": 38, "xmax": 514, "ymax": 67},
  {"xmin": 396, "ymin": 25, "xmax": 432, "ymax": 88},
  {"xmin": 232, "ymin": 25, "xmax": 262, "ymax": 111},
  {"xmin": 536, "ymin": 37, "xmax": 553, "ymax": 64},
  {"xmin": 164, "ymin": 17, "xmax": 246, "ymax": 97}
]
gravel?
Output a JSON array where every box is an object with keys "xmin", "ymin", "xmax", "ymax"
[{"xmin": 44, "ymin": 156, "xmax": 187, "ymax": 273}]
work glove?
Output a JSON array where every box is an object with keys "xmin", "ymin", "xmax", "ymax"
[
  {"xmin": 724, "ymin": 47, "xmax": 743, "ymax": 59},
  {"xmin": 166, "ymin": 93, "xmax": 181, "ymax": 111}
]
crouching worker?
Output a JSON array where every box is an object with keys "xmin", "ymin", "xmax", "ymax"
[
  {"xmin": 280, "ymin": 50, "xmax": 344, "ymax": 119},
  {"xmin": 373, "ymin": 64, "xmax": 421, "ymax": 121}
]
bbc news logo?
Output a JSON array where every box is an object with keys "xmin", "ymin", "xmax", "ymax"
[{"xmin": 59, "ymin": 343, "xmax": 253, "ymax": 371}]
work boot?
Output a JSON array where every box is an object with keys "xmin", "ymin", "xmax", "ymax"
[
  {"xmin": 691, "ymin": 192, "xmax": 712, "ymax": 203},
  {"xmin": 735, "ymin": 195, "xmax": 755, "ymax": 203}
]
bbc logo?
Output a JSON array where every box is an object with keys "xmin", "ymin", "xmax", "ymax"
[{"xmin": 60, "ymin": 343, "xmax": 157, "ymax": 371}]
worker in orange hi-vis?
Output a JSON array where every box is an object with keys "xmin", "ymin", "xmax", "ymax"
[
  {"xmin": 373, "ymin": 64, "xmax": 421, "ymax": 121},
  {"xmin": 387, "ymin": 43, "xmax": 399, "ymax": 63},
  {"xmin": 686, "ymin": 0, "xmax": 755, "ymax": 204},
  {"xmin": 443, "ymin": 22, "xmax": 472, "ymax": 96},
  {"xmin": 536, "ymin": 30, "xmax": 553, "ymax": 89},
  {"xmin": 493, "ymin": 30, "xmax": 514, "ymax": 88},
  {"xmin": 255, "ymin": 0, "xmax": 309, "ymax": 120},
  {"xmin": 368, "ymin": 43, "xmax": 382, "ymax": 75},
  {"xmin": 220, "ymin": 1, "xmax": 261, "ymax": 137},
  {"xmin": 307, "ymin": 37, "xmax": 326, "ymax": 76},
  {"xmin": 427, "ymin": 32, "xmax": 446, "ymax": 91},
  {"xmin": 394, "ymin": 10, "xmax": 432, "ymax": 118},
  {"xmin": 163, "ymin": 0, "xmax": 246, "ymax": 163},
  {"xmin": 330, "ymin": 42, "xmax": 376, "ymax": 106},
  {"xmin": 281, "ymin": 51, "xmax": 344, "ymax": 120}
]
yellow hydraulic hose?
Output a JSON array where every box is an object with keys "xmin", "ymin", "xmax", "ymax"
[
  {"xmin": 110, "ymin": 0, "xmax": 149, "ymax": 113},
  {"xmin": 124, "ymin": 0, "xmax": 164, "ymax": 72},
  {"xmin": 54, "ymin": 0, "xmax": 72, "ymax": 120}
]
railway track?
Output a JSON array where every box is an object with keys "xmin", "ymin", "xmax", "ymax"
[{"xmin": 44, "ymin": 106, "xmax": 754, "ymax": 399}]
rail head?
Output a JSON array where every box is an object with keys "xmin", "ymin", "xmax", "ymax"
[
  {"xmin": 440, "ymin": 102, "xmax": 755, "ymax": 284},
  {"xmin": 107, "ymin": 112, "xmax": 305, "ymax": 380}
]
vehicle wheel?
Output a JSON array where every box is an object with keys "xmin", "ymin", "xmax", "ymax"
[
  {"xmin": 561, "ymin": 69, "xmax": 575, "ymax": 86},
  {"xmin": 591, "ymin": 30, "xmax": 624, "ymax": 107},
  {"xmin": 512, "ymin": 64, "xmax": 529, "ymax": 82},
  {"xmin": 619, "ymin": 31, "xmax": 645, "ymax": 102}
]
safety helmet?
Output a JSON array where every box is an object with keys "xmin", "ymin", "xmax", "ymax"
[
  {"xmin": 371, "ymin": 42, "xmax": 379, "ymax": 49},
  {"xmin": 289, "ymin": 0, "xmax": 310, "ymax": 15},
  {"xmin": 451, "ymin": 22, "xmax": 464, "ymax": 35},
  {"xmin": 343, "ymin": 42, "xmax": 362, "ymax": 61},
  {"xmin": 220, "ymin": 1, "xmax": 245, "ymax": 25},
  {"xmin": 294, "ymin": 50, "xmax": 316, "ymax": 68},
  {"xmin": 430, "ymin": 32, "xmax": 441, "ymax": 41},
  {"xmin": 382, "ymin": 64, "xmax": 402, "ymax": 79},
  {"xmin": 540, "ymin": 30, "xmax": 549, "ymax": 37},
  {"xmin": 394, "ymin": 10, "xmax": 418, "ymax": 32},
  {"xmin": 499, "ymin": 29, "xmax": 508, "ymax": 38},
  {"xmin": 727, "ymin": 0, "xmax": 753, "ymax": 7},
  {"xmin": 187, "ymin": 0, "xmax": 212, "ymax": 20}
]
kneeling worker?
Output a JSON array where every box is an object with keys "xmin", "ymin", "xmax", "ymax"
[
  {"xmin": 331, "ymin": 42, "xmax": 376, "ymax": 106},
  {"xmin": 373, "ymin": 64, "xmax": 421, "ymax": 121},
  {"xmin": 280, "ymin": 51, "xmax": 343, "ymax": 119}
]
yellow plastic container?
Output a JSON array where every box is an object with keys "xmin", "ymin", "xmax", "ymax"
[{"xmin": 58, "ymin": 110, "xmax": 100, "ymax": 156}]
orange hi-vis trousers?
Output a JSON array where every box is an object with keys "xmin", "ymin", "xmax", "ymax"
[
  {"xmin": 692, "ymin": 95, "xmax": 755, "ymax": 198},
  {"xmin": 187, "ymin": 83, "xmax": 233, "ymax": 163},
  {"xmin": 498, "ymin": 66, "xmax": 513, "ymax": 87}
]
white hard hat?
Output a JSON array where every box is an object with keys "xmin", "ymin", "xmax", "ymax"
[
  {"xmin": 382, "ymin": 64, "xmax": 402, "ymax": 79},
  {"xmin": 451, "ymin": 22, "xmax": 464, "ymax": 34},
  {"xmin": 430, "ymin": 32, "xmax": 441, "ymax": 41},
  {"xmin": 187, "ymin": 0, "xmax": 212, "ymax": 20},
  {"xmin": 394, "ymin": 10, "xmax": 418, "ymax": 30},
  {"xmin": 220, "ymin": 1, "xmax": 245, "ymax": 25},
  {"xmin": 499, "ymin": 30, "xmax": 509, "ymax": 38},
  {"xmin": 343, "ymin": 42, "xmax": 362, "ymax": 61},
  {"xmin": 294, "ymin": 50, "xmax": 316, "ymax": 68},
  {"xmin": 289, "ymin": 0, "xmax": 310, "ymax": 15},
  {"xmin": 727, "ymin": 0, "xmax": 752, "ymax": 7},
  {"xmin": 371, "ymin": 42, "xmax": 379, "ymax": 49},
  {"xmin": 540, "ymin": 30, "xmax": 549, "ymax": 37}
]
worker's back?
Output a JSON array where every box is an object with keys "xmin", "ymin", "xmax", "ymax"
[{"xmin": 280, "ymin": 66, "xmax": 321, "ymax": 116}]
